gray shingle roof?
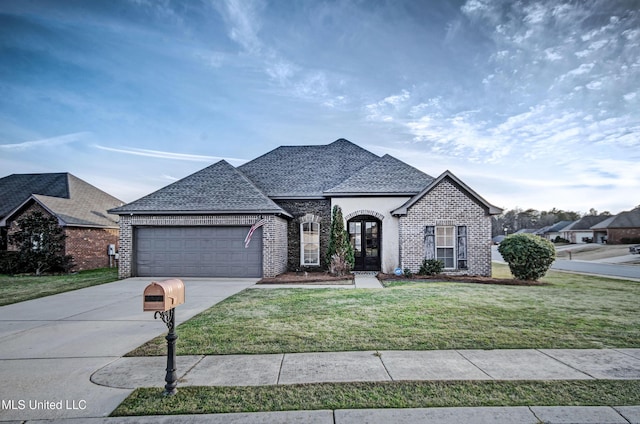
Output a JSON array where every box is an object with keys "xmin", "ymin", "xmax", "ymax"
[
  {"xmin": 562, "ymin": 215, "xmax": 611, "ymax": 231},
  {"xmin": 0, "ymin": 173, "xmax": 123, "ymax": 228},
  {"xmin": 112, "ymin": 139, "xmax": 498, "ymax": 217},
  {"xmin": 325, "ymin": 154, "xmax": 434, "ymax": 195},
  {"xmin": 590, "ymin": 208, "xmax": 640, "ymax": 229},
  {"xmin": 238, "ymin": 139, "xmax": 380, "ymax": 197},
  {"xmin": 110, "ymin": 160, "xmax": 290, "ymax": 216},
  {"xmin": 0, "ymin": 173, "xmax": 69, "ymax": 219}
]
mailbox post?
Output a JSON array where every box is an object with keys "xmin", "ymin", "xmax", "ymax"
[{"xmin": 143, "ymin": 279, "xmax": 185, "ymax": 396}]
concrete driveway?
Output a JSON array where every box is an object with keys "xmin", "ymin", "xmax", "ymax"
[{"xmin": 0, "ymin": 277, "xmax": 257, "ymax": 421}]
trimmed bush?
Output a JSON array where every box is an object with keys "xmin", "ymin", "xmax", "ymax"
[
  {"xmin": 498, "ymin": 233, "xmax": 556, "ymax": 281},
  {"xmin": 418, "ymin": 259, "xmax": 444, "ymax": 276},
  {"xmin": 327, "ymin": 205, "xmax": 354, "ymax": 276}
]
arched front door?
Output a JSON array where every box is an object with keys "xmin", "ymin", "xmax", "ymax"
[{"xmin": 348, "ymin": 216, "xmax": 381, "ymax": 271}]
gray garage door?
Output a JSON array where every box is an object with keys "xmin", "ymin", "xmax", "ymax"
[{"xmin": 135, "ymin": 226, "xmax": 262, "ymax": 277}]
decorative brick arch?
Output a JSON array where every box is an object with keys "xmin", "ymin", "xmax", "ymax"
[
  {"xmin": 344, "ymin": 210, "xmax": 384, "ymax": 221},
  {"xmin": 300, "ymin": 213, "xmax": 322, "ymax": 224}
]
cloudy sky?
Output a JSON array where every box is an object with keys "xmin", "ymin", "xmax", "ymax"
[{"xmin": 1, "ymin": 0, "xmax": 638, "ymax": 214}]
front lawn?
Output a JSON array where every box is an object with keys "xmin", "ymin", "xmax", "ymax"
[
  {"xmin": 0, "ymin": 268, "xmax": 119, "ymax": 306},
  {"xmin": 128, "ymin": 264, "xmax": 640, "ymax": 356}
]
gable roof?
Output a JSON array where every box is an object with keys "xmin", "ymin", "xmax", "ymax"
[
  {"xmin": 391, "ymin": 170, "xmax": 502, "ymax": 216},
  {"xmin": 324, "ymin": 154, "xmax": 434, "ymax": 196},
  {"xmin": 590, "ymin": 208, "xmax": 640, "ymax": 229},
  {"xmin": 109, "ymin": 160, "xmax": 291, "ymax": 216},
  {"xmin": 0, "ymin": 173, "xmax": 70, "ymax": 219},
  {"xmin": 536, "ymin": 220, "xmax": 574, "ymax": 235},
  {"xmin": 238, "ymin": 139, "xmax": 380, "ymax": 198},
  {"xmin": 0, "ymin": 173, "xmax": 123, "ymax": 228},
  {"xmin": 561, "ymin": 215, "xmax": 611, "ymax": 231}
]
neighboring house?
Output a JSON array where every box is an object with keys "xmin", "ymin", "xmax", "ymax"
[
  {"xmin": 0, "ymin": 173, "xmax": 124, "ymax": 271},
  {"xmin": 591, "ymin": 207, "xmax": 640, "ymax": 244},
  {"xmin": 560, "ymin": 215, "xmax": 611, "ymax": 244},
  {"xmin": 538, "ymin": 221, "xmax": 574, "ymax": 241},
  {"xmin": 110, "ymin": 139, "xmax": 502, "ymax": 278}
]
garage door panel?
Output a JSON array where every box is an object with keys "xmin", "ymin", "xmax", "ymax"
[{"xmin": 135, "ymin": 226, "xmax": 262, "ymax": 277}]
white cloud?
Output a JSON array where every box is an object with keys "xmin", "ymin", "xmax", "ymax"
[
  {"xmin": 94, "ymin": 145, "xmax": 247, "ymax": 163},
  {"xmin": 365, "ymin": 90, "xmax": 411, "ymax": 122},
  {"xmin": 0, "ymin": 132, "xmax": 90, "ymax": 151},
  {"xmin": 222, "ymin": 0, "xmax": 264, "ymax": 54}
]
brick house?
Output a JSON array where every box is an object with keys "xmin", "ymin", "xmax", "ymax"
[
  {"xmin": 591, "ymin": 207, "xmax": 640, "ymax": 244},
  {"xmin": 110, "ymin": 139, "xmax": 502, "ymax": 278},
  {"xmin": 0, "ymin": 173, "xmax": 123, "ymax": 271}
]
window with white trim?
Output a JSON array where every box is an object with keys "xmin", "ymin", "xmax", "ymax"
[
  {"xmin": 436, "ymin": 226, "xmax": 455, "ymax": 268},
  {"xmin": 425, "ymin": 225, "xmax": 468, "ymax": 270},
  {"xmin": 301, "ymin": 221, "xmax": 320, "ymax": 265}
]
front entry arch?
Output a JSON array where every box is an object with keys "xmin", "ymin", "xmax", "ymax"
[{"xmin": 348, "ymin": 215, "xmax": 381, "ymax": 271}]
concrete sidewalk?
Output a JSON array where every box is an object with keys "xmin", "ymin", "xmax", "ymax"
[
  {"xmin": 93, "ymin": 348, "xmax": 640, "ymax": 388},
  {"xmin": 10, "ymin": 405, "xmax": 640, "ymax": 423},
  {"xmin": 85, "ymin": 348, "xmax": 640, "ymax": 424}
]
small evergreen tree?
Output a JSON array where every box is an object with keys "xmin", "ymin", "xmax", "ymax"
[
  {"xmin": 9, "ymin": 211, "xmax": 74, "ymax": 275},
  {"xmin": 498, "ymin": 233, "xmax": 555, "ymax": 281},
  {"xmin": 327, "ymin": 205, "xmax": 354, "ymax": 276}
]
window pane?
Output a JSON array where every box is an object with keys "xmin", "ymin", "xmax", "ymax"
[
  {"xmin": 349, "ymin": 222, "xmax": 361, "ymax": 254},
  {"xmin": 301, "ymin": 221, "xmax": 320, "ymax": 265},
  {"xmin": 437, "ymin": 247, "xmax": 454, "ymax": 268},
  {"xmin": 436, "ymin": 227, "xmax": 455, "ymax": 268}
]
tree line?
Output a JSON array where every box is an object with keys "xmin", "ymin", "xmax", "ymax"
[{"xmin": 491, "ymin": 207, "xmax": 612, "ymax": 238}]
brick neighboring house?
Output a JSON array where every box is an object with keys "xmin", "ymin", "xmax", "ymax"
[
  {"xmin": 591, "ymin": 207, "xmax": 640, "ymax": 244},
  {"xmin": 0, "ymin": 173, "xmax": 123, "ymax": 271},
  {"xmin": 110, "ymin": 139, "xmax": 502, "ymax": 279},
  {"xmin": 560, "ymin": 214, "xmax": 612, "ymax": 244}
]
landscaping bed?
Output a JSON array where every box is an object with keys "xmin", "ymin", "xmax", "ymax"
[
  {"xmin": 259, "ymin": 270, "xmax": 544, "ymax": 286},
  {"xmin": 258, "ymin": 271, "xmax": 354, "ymax": 285},
  {"xmin": 377, "ymin": 273, "xmax": 548, "ymax": 286}
]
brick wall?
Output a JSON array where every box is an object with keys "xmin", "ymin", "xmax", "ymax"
[
  {"xmin": 6, "ymin": 201, "xmax": 119, "ymax": 271},
  {"xmin": 116, "ymin": 214, "xmax": 288, "ymax": 278},
  {"xmin": 64, "ymin": 227, "xmax": 119, "ymax": 271},
  {"xmin": 398, "ymin": 178, "xmax": 493, "ymax": 276},
  {"xmin": 275, "ymin": 199, "xmax": 332, "ymax": 271},
  {"xmin": 605, "ymin": 228, "xmax": 640, "ymax": 244}
]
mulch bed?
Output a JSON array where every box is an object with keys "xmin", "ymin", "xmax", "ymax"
[
  {"xmin": 258, "ymin": 271, "xmax": 545, "ymax": 286},
  {"xmin": 257, "ymin": 272, "xmax": 354, "ymax": 285},
  {"xmin": 377, "ymin": 273, "xmax": 548, "ymax": 286}
]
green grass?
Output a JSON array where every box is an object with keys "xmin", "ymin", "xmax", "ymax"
[
  {"xmin": 0, "ymin": 268, "xmax": 119, "ymax": 306},
  {"xmin": 128, "ymin": 264, "xmax": 640, "ymax": 356},
  {"xmin": 112, "ymin": 380, "xmax": 640, "ymax": 416}
]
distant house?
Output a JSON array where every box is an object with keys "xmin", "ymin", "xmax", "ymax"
[
  {"xmin": 0, "ymin": 173, "xmax": 124, "ymax": 271},
  {"xmin": 560, "ymin": 215, "xmax": 612, "ymax": 244},
  {"xmin": 110, "ymin": 139, "xmax": 502, "ymax": 279},
  {"xmin": 590, "ymin": 208, "xmax": 640, "ymax": 244},
  {"xmin": 537, "ymin": 221, "xmax": 574, "ymax": 241}
]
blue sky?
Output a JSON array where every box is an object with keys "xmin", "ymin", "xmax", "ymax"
[{"xmin": 1, "ymin": 0, "xmax": 638, "ymax": 214}]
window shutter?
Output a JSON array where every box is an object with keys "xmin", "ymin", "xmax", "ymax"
[
  {"xmin": 424, "ymin": 226, "xmax": 435, "ymax": 260},
  {"xmin": 457, "ymin": 226, "xmax": 468, "ymax": 269}
]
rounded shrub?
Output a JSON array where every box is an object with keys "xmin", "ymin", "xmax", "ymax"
[
  {"xmin": 418, "ymin": 259, "xmax": 444, "ymax": 276},
  {"xmin": 498, "ymin": 233, "xmax": 556, "ymax": 281}
]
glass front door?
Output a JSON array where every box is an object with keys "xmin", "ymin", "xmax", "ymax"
[{"xmin": 348, "ymin": 217, "xmax": 381, "ymax": 271}]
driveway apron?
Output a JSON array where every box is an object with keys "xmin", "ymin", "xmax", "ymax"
[{"xmin": 0, "ymin": 277, "xmax": 256, "ymax": 421}]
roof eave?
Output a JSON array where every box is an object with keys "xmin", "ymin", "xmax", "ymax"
[
  {"xmin": 0, "ymin": 195, "xmax": 68, "ymax": 227},
  {"xmin": 111, "ymin": 209, "xmax": 293, "ymax": 218},
  {"xmin": 325, "ymin": 192, "xmax": 417, "ymax": 197}
]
